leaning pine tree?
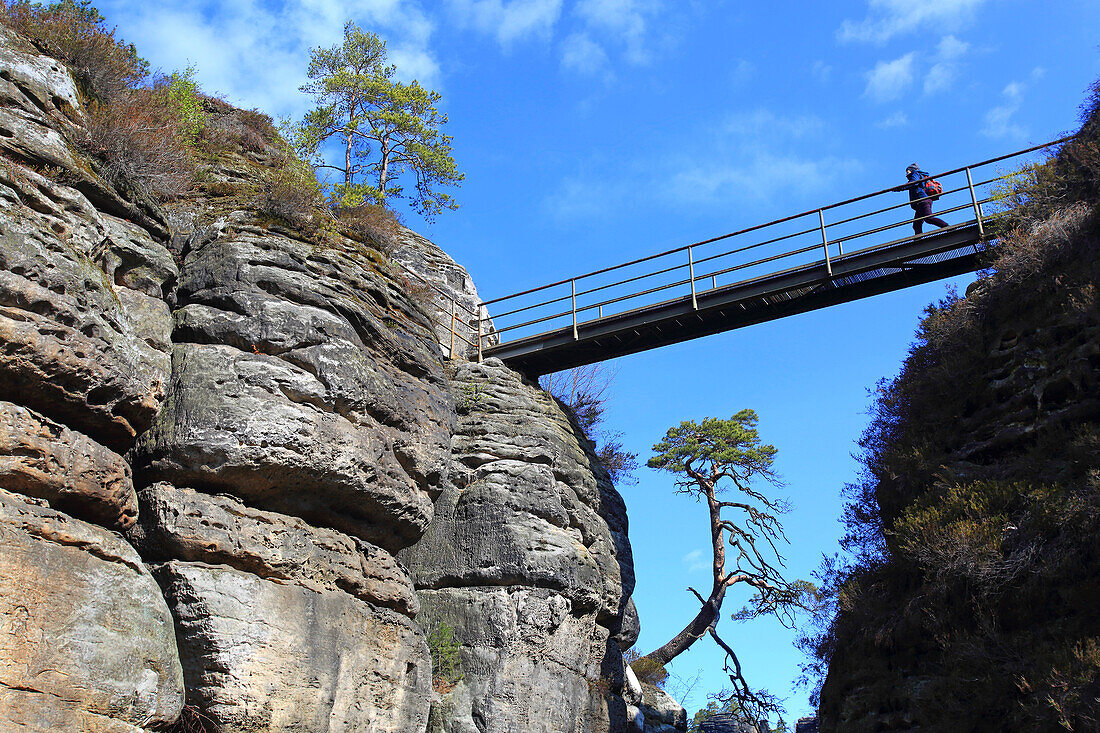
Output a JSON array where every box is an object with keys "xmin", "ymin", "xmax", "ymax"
[
  {"xmin": 638, "ymin": 410, "xmax": 812, "ymax": 718},
  {"xmin": 294, "ymin": 21, "xmax": 463, "ymax": 220}
]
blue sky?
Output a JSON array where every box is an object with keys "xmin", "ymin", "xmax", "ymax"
[{"xmin": 93, "ymin": 0, "xmax": 1100, "ymax": 722}]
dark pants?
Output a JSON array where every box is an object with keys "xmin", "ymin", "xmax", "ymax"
[{"xmin": 912, "ymin": 200, "xmax": 948, "ymax": 234}]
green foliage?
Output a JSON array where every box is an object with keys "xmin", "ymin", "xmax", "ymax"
[
  {"xmin": 0, "ymin": 0, "xmax": 148, "ymax": 102},
  {"xmin": 294, "ymin": 21, "xmax": 463, "ymax": 220},
  {"xmin": 427, "ymin": 622, "xmax": 464, "ymax": 692},
  {"xmin": 164, "ymin": 65, "xmax": 207, "ymax": 145},
  {"xmin": 624, "ymin": 647, "xmax": 668, "ymax": 688},
  {"xmin": 648, "ymin": 409, "xmax": 778, "ymax": 490}
]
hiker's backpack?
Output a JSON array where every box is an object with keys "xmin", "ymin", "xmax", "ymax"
[{"xmin": 923, "ymin": 176, "xmax": 943, "ymax": 200}]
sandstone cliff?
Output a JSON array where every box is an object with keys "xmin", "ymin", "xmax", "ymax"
[{"xmin": 0, "ymin": 20, "xmax": 636, "ymax": 733}]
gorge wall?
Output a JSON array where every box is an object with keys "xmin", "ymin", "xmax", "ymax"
[
  {"xmin": 0, "ymin": 23, "xmax": 641, "ymax": 733},
  {"xmin": 814, "ymin": 112, "xmax": 1100, "ymax": 730}
]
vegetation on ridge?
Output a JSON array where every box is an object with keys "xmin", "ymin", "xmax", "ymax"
[{"xmin": 799, "ymin": 81, "xmax": 1100, "ymax": 731}]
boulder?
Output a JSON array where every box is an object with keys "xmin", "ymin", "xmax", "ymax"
[
  {"xmin": 0, "ymin": 401, "xmax": 137, "ymax": 529},
  {"xmin": 156, "ymin": 561, "xmax": 431, "ymax": 733},
  {"xmin": 0, "ymin": 489, "xmax": 184, "ymax": 730},
  {"xmin": 132, "ymin": 481, "xmax": 419, "ymax": 615}
]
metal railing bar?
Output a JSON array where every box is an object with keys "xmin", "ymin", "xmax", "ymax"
[
  {"xmin": 493, "ymin": 217, "xmax": 1002, "ymax": 347},
  {"xmin": 479, "ymin": 137, "xmax": 1070, "ymax": 307},
  {"xmin": 824, "ymin": 200, "xmax": 984, "ymax": 247},
  {"xmin": 494, "ymin": 189, "xmax": 1006, "ymax": 334}
]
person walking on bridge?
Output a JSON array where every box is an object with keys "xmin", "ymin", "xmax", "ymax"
[{"xmin": 898, "ymin": 163, "xmax": 949, "ymax": 235}]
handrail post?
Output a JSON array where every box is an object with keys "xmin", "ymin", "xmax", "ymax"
[
  {"xmin": 476, "ymin": 311, "xmax": 483, "ymax": 362},
  {"xmin": 688, "ymin": 246, "xmax": 698, "ymax": 310},
  {"xmin": 818, "ymin": 209, "xmax": 832, "ymax": 277},
  {"xmin": 449, "ymin": 299, "xmax": 457, "ymax": 359},
  {"xmin": 571, "ymin": 279, "xmax": 578, "ymax": 340},
  {"xmin": 965, "ymin": 167, "xmax": 985, "ymax": 239},
  {"xmin": 711, "ymin": 274, "xmax": 717, "ymax": 290}
]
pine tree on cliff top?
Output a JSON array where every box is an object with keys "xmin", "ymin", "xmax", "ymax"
[{"xmin": 293, "ymin": 21, "xmax": 463, "ymax": 220}]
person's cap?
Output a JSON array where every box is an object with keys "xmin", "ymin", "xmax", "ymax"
[{"xmin": 907, "ymin": 163, "xmax": 919, "ymax": 171}]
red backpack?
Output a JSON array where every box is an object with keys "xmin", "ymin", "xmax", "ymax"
[{"xmin": 923, "ymin": 177, "xmax": 943, "ymax": 200}]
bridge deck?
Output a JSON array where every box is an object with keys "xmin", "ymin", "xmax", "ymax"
[{"xmin": 485, "ymin": 223, "xmax": 985, "ymax": 376}]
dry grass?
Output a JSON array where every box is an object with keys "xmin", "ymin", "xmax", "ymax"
[
  {"xmin": 81, "ymin": 88, "xmax": 195, "ymax": 200},
  {"xmin": 334, "ymin": 202, "xmax": 404, "ymax": 255}
]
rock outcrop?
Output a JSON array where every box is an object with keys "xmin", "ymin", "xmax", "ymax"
[
  {"xmin": 0, "ymin": 489, "xmax": 184, "ymax": 732},
  {"xmin": 403, "ymin": 359, "xmax": 636, "ymax": 733},
  {"xmin": 0, "ymin": 15, "xmax": 636, "ymax": 733}
]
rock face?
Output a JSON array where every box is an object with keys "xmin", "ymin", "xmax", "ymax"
[
  {"xmin": 133, "ymin": 224, "xmax": 454, "ymax": 552},
  {"xmin": 0, "ymin": 17, "xmax": 638, "ymax": 733},
  {"xmin": 156, "ymin": 561, "xmax": 430, "ymax": 733},
  {"xmin": 0, "ymin": 489, "xmax": 184, "ymax": 731},
  {"xmin": 391, "ymin": 226, "xmax": 496, "ymax": 359},
  {"xmin": 403, "ymin": 359, "xmax": 636, "ymax": 733},
  {"xmin": 132, "ymin": 481, "xmax": 420, "ymax": 616}
]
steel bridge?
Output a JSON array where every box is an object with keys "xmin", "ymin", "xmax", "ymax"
[{"xmin": 410, "ymin": 140, "xmax": 1064, "ymax": 377}]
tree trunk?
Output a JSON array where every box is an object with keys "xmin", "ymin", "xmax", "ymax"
[
  {"xmin": 641, "ymin": 481, "xmax": 727, "ymax": 667},
  {"xmin": 378, "ymin": 141, "xmax": 390, "ymax": 196},
  {"xmin": 344, "ymin": 134, "xmax": 352, "ymax": 189}
]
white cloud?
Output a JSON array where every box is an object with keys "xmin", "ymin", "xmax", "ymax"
[
  {"xmin": 812, "ymin": 60, "xmax": 833, "ymax": 83},
  {"xmin": 876, "ymin": 111, "xmax": 908, "ymax": 129},
  {"xmin": 561, "ymin": 32, "xmax": 612, "ymax": 78},
  {"xmin": 839, "ymin": 0, "xmax": 988, "ymax": 44},
  {"xmin": 729, "ymin": 59, "xmax": 755, "ymax": 86},
  {"xmin": 95, "ymin": 0, "xmax": 439, "ymax": 119},
  {"xmin": 682, "ymin": 549, "xmax": 707, "ymax": 574},
  {"xmin": 924, "ymin": 34, "xmax": 969, "ymax": 94},
  {"xmin": 445, "ymin": 0, "xmax": 563, "ymax": 46},
  {"xmin": 573, "ymin": 0, "xmax": 663, "ymax": 65},
  {"xmin": 547, "ymin": 107, "xmax": 860, "ymax": 220},
  {"xmin": 668, "ymin": 151, "xmax": 861, "ymax": 207},
  {"xmin": 864, "ymin": 53, "xmax": 915, "ymax": 103},
  {"xmin": 982, "ymin": 80, "xmax": 1027, "ymax": 141}
]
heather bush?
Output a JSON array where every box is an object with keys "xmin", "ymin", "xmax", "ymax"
[
  {"xmin": 0, "ymin": 0, "xmax": 147, "ymax": 103},
  {"xmin": 81, "ymin": 88, "xmax": 194, "ymax": 200}
]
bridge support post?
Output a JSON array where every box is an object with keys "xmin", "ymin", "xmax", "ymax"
[
  {"xmin": 965, "ymin": 167, "xmax": 985, "ymax": 239},
  {"xmin": 818, "ymin": 209, "xmax": 833, "ymax": 277},
  {"xmin": 688, "ymin": 246, "xmax": 698, "ymax": 310},
  {"xmin": 449, "ymin": 299, "xmax": 456, "ymax": 359},
  {"xmin": 477, "ymin": 311, "xmax": 483, "ymax": 363},
  {"xmin": 571, "ymin": 279, "xmax": 578, "ymax": 340}
]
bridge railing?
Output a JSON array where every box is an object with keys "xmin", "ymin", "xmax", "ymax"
[{"xmin": 478, "ymin": 139, "xmax": 1069, "ymax": 348}]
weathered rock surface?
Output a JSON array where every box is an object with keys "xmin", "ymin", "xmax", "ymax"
[
  {"xmin": 134, "ymin": 228, "xmax": 454, "ymax": 551},
  {"xmin": 404, "ymin": 358, "xmax": 635, "ymax": 733},
  {"xmin": 132, "ymin": 481, "xmax": 419, "ymax": 615},
  {"xmin": 0, "ymin": 489, "xmax": 184, "ymax": 730},
  {"xmin": 0, "ymin": 400, "xmax": 137, "ymax": 528},
  {"xmin": 637, "ymin": 683, "xmax": 687, "ymax": 733},
  {"xmin": 390, "ymin": 225, "xmax": 496, "ymax": 359},
  {"xmin": 156, "ymin": 561, "xmax": 430, "ymax": 733}
]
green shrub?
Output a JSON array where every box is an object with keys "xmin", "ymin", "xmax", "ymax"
[
  {"xmin": 427, "ymin": 622, "xmax": 464, "ymax": 693},
  {"xmin": 624, "ymin": 648, "xmax": 668, "ymax": 688},
  {"xmin": 162, "ymin": 65, "xmax": 206, "ymax": 145}
]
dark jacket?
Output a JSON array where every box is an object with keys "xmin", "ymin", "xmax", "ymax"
[{"xmin": 905, "ymin": 169, "xmax": 930, "ymax": 209}]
